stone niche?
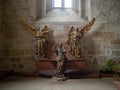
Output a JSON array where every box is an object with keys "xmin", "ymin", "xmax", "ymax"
[
  {"xmin": 33, "ymin": 22, "xmax": 88, "ymax": 60},
  {"xmin": 34, "ymin": 22, "xmax": 89, "ymax": 73}
]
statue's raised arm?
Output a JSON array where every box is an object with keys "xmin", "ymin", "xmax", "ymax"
[{"xmin": 20, "ymin": 19, "xmax": 37, "ymax": 36}]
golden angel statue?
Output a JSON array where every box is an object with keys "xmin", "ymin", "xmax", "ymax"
[
  {"xmin": 20, "ymin": 20, "xmax": 49, "ymax": 58},
  {"xmin": 66, "ymin": 18, "xmax": 96, "ymax": 58}
]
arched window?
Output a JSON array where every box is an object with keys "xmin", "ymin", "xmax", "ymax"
[
  {"xmin": 53, "ymin": 0, "xmax": 72, "ymax": 9},
  {"xmin": 32, "ymin": 0, "xmax": 91, "ymax": 22}
]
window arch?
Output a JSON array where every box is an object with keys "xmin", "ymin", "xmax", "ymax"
[
  {"xmin": 32, "ymin": 0, "xmax": 91, "ymax": 22},
  {"xmin": 53, "ymin": 0, "xmax": 73, "ymax": 9}
]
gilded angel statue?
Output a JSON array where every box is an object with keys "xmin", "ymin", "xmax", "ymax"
[
  {"xmin": 20, "ymin": 20, "xmax": 49, "ymax": 58},
  {"xmin": 66, "ymin": 18, "xmax": 96, "ymax": 58}
]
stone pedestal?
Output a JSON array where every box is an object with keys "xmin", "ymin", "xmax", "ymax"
[
  {"xmin": 52, "ymin": 76, "xmax": 68, "ymax": 81},
  {"xmin": 36, "ymin": 59, "xmax": 85, "ymax": 71},
  {"xmin": 35, "ymin": 58, "xmax": 85, "ymax": 78}
]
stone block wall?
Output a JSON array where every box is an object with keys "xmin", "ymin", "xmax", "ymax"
[
  {"xmin": 0, "ymin": 0, "xmax": 4, "ymax": 71},
  {"xmin": 0, "ymin": 0, "xmax": 37, "ymax": 72},
  {"xmin": 0, "ymin": 0, "xmax": 120, "ymax": 72}
]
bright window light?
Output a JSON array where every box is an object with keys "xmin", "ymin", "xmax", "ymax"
[
  {"xmin": 65, "ymin": 0, "xmax": 72, "ymax": 8},
  {"xmin": 53, "ymin": 0, "xmax": 72, "ymax": 8},
  {"xmin": 54, "ymin": 0, "xmax": 62, "ymax": 8}
]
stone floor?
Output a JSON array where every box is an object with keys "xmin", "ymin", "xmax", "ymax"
[
  {"xmin": 37, "ymin": 9, "xmax": 86, "ymax": 23},
  {"xmin": 0, "ymin": 76, "xmax": 117, "ymax": 90}
]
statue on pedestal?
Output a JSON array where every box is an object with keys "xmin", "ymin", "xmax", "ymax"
[
  {"xmin": 66, "ymin": 18, "xmax": 96, "ymax": 58},
  {"xmin": 37, "ymin": 26, "xmax": 49, "ymax": 58},
  {"xmin": 52, "ymin": 42, "xmax": 67, "ymax": 79},
  {"xmin": 20, "ymin": 19, "xmax": 49, "ymax": 58}
]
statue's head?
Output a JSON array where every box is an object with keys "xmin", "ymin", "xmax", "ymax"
[
  {"xmin": 44, "ymin": 26, "xmax": 48, "ymax": 29},
  {"xmin": 77, "ymin": 27, "xmax": 79, "ymax": 32},
  {"xmin": 70, "ymin": 26, "xmax": 75, "ymax": 31},
  {"xmin": 37, "ymin": 29, "xmax": 43, "ymax": 37},
  {"xmin": 58, "ymin": 42, "xmax": 62, "ymax": 48}
]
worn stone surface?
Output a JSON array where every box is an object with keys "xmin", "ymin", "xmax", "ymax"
[
  {"xmin": 0, "ymin": 0, "xmax": 120, "ymax": 72},
  {"xmin": 91, "ymin": 0, "xmax": 120, "ymax": 23},
  {"xmin": 0, "ymin": 77, "xmax": 117, "ymax": 90}
]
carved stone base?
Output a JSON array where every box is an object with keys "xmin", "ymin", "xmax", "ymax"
[
  {"xmin": 36, "ymin": 59, "xmax": 85, "ymax": 71},
  {"xmin": 52, "ymin": 76, "xmax": 68, "ymax": 81}
]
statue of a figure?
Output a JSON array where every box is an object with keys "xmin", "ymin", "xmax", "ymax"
[
  {"xmin": 69, "ymin": 27, "xmax": 82, "ymax": 57},
  {"xmin": 53, "ymin": 43, "xmax": 67, "ymax": 78},
  {"xmin": 20, "ymin": 19, "xmax": 49, "ymax": 58},
  {"xmin": 38, "ymin": 37, "xmax": 46, "ymax": 57},
  {"xmin": 66, "ymin": 18, "xmax": 96, "ymax": 58},
  {"xmin": 37, "ymin": 26, "xmax": 49, "ymax": 57}
]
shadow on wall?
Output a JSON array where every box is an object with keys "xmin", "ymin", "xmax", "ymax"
[
  {"xmin": 82, "ymin": 22, "xmax": 116, "ymax": 72},
  {"xmin": 46, "ymin": 29, "xmax": 56, "ymax": 59},
  {"xmin": 81, "ymin": 33, "xmax": 99, "ymax": 72},
  {"xmin": 80, "ymin": 22, "xmax": 109, "ymax": 72}
]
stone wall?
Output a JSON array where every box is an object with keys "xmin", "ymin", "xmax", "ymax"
[
  {"xmin": 0, "ymin": 0, "xmax": 4, "ymax": 71},
  {"xmin": 0, "ymin": 0, "xmax": 3, "ymax": 32},
  {"xmin": 46, "ymin": 0, "xmax": 52, "ymax": 12},
  {"xmin": 87, "ymin": 0, "xmax": 120, "ymax": 71},
  {"xmin": 0, "ymin": 0, "xmax": 120, "ymax": 72},
  {"xmin": 1, "ymin": 0, "xmax": 37, "ymax": 72}
]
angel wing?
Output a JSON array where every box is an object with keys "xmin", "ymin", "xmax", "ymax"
[
  {"xmin": 80, "ymin": 17, "xmax": 95, "ymax": 36},
  {"xmin": 20, "ymin": 19, "xmax": 37, "ymax": 36}
]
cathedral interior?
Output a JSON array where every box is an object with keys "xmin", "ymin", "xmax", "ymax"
[{"xmin": 0, "ymin": 0, "xmax": 120, "ymax": 90}]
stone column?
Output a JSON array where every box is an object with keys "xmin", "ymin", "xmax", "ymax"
[
  {"xmin": 73, "ymin": 0, "xmax": 77, "ymax": 11},
  {"xmin": 79, "ymin": 0, "xmax": 91, "ymax": 21},
  {"xmin": 79, "ymin": 0, "xmax": 85, "ymax": 18},
  {"xmin": 41, "ymin": 0, "xmax": 46, "ymax": 17},
  {"xmin": 79, "ymin": 0, "xmax": 81, "ymax": 17},
  {"xmin": 87, "ymin": 0, "xmax": 91, "ymax": 21},
  {"xmin": 46, "ymin": 0, "xmax": 53, "ymax": 12}
]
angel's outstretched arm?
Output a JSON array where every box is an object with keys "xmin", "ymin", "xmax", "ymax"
[
  {"xmin": 80, "ymin": 17, "xmax": 95, "ymax": 36},
  {"xmin": 20, "ymin": 19, "xmax": 37, "ymax": 36}
]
